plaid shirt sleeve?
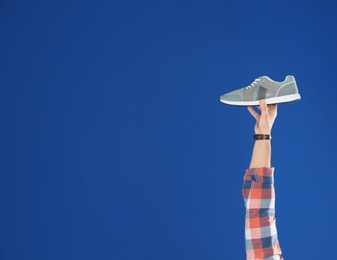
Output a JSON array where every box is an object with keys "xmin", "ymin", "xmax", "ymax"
[{"xmin": 242, "ymin": 167, "xmax": 283, "ymax": 260}]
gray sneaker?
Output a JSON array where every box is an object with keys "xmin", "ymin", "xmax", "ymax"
[{"xmin": 219, "ymin": 75, "xmax": 301, "ymax": 106}]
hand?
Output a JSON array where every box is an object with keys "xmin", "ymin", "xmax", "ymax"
[{"xmin": 247, "ymin": 99, "xmax": 277, "ymax": 135}]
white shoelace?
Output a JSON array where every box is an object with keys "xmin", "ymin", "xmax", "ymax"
[{"xmin": 244, "ymin": 78, "xmax": 261, "ymax": 90}]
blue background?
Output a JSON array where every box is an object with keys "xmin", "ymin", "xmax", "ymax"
[{"xmin": 1, "ymin": 1, "xmax": 337, "ymax": 259}]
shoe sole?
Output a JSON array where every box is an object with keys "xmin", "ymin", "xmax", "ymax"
[{"xmin": 219, "ymin": 93, "xmax": 301, "ymax": 107}]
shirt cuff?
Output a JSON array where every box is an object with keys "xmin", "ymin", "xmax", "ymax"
[{"xmin": 244, "ymin": 167, "xmax": 275, "ymax": 183}]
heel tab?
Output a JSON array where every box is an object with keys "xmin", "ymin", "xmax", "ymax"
[
  {"xmin": 285, "ymin": 75, "xmax": 296, "ymax": 81},
  {"xmin": 284, "ymin": 75, "xmax": 296, "ymax": 84}
]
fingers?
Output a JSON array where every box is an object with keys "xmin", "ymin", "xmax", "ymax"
[
  {"xmin": 249, "ymin": 100, "xmax": 277, "ymax": 120},
  {"xmin": 270, "ymin": 104, "xmax": 277, "ymax": 113},
  {"xmin": 257, "ymin": 103, "xmax": 276, "ymax": 112},
  {"xmin": 247, "ymin": 106, "xmax": 260, "ymax": 120},
  {"xmin": 259, "ymin": 99, "xmax": 268, "ymax": 117}
]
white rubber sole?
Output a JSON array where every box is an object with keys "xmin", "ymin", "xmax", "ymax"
[{"xmin": 219, "ymin": 93, "xmax": 301, "ymax": 107}]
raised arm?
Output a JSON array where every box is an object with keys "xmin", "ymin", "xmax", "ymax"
[{"xmin": 242, "ymin": 100, "xmax": 283, "ymax": 260}]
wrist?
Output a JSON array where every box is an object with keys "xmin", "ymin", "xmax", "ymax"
[{"xmin": 254, "ymin": 134, "xmax": 271, "ymax": 140}]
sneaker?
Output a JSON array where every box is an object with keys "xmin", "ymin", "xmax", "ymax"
[{"xmin": 219, "ymin": 75, "xmax": 301, "ymax": 106}]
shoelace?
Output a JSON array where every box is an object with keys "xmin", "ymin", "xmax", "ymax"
[{"xmin": 244, "ymin": 78, "xmax": 261, "ymax": 90}]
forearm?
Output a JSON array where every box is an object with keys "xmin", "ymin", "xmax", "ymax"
[
  {"xmin": 249, "ymin": 140, "xmax": 271, "ymax": 168},
  {"xmin": 247, "ymin": 100, "xmax": 275, "ymax": 169}
]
